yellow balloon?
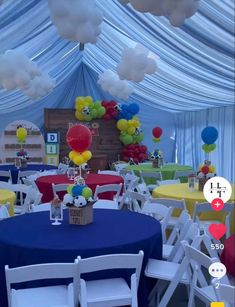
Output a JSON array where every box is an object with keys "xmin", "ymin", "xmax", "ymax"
[
  {"xmin": 74, "ymin": 155, "xmax": 85, "ymax": 166},
  {"xmin": 69, "ymin": 150, "xmax": 77, "ymax": 160},
  {"xmin": 127, "ymin": 127, "xmax": 135, "ymax": 135},
  {"xmin": 209, "ymin": 165, "xmax": 216, "ymax": 173},
  {"xmin": 117, "ymin": 119, "xmax": 128, "ymax": 131},
  {"xmin": 82, "ymin": 150, "xmax": 92, "ymax": 161},
  {"xmin": 75, "ymin": 110, "xmax": 85, "ymax": 121},
  {"xmin": 16, "ymin": 127, "xmax": 27, "ymax": 142},
  {"xmin": 84, "ymin": 96, "xmax": 93, "ymax": 105}
]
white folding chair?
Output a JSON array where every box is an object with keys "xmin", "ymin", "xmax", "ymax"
[
  {"xmin": 5, "ymin": 260, "xmax": 79, "ymax": 307},
  {"xmin": 94, "ymin": 183, "xmax": 123, "ymax": 208},
  {"xmin": 141, "ymin": 203, "xmax": 173, "ymax": 243},
  {"xmin": 57, "ymin": 163, "xmax": 69, "ymax": 174},
  {"xmin": 193, "ymin": 201, "xmax": 234, "ymax": 238},
  {"xmin": 77, "ymin": 251, "xmax": 144, "ymax": 307},
  {"xmin": 213, "ymin": 282, "xmax": 235, "ymax": 306},
  {"xmin": 17, "ymin": 170, "xmax": 38, "ymax": 184},
  {"xmin": 0, "ymin": 170, "xmax": 12, "ymax": 183},
  {"xmin": 119, "ymin": 178, "xmax": 139, "ymax": 210},
  {"xmin": 0, "ymin": 181, "xmax": 13, "ymax": 189},
  {"xmin": 148, "ymin": 198, "xmax": 186, "ymax": 229},
  {"xmin": 123, "ymin": 173, "xmax": 139, "ymax": 192},
  {"xmin": 162, "ymin": 211, "xmax": 191, "ymax": 260},
  {"xmin": 119, "ymin": 169, "xmax": 135, "ymax": 177},
  {"xmin": 93, "ymin": 200, "xmax": 119, "ymax": 209},
  {"xmin": 145, "ymin": 223, "xmax": 200, "ymax": 307},
  {"xmin": 157, "ymin": 179, "xmax": 180, "ymax": 186},
  {"xmin": 21, "ymin": 177, "xmax": 40, "ymax": 192},
  {"xmin": 174, "ymin": 170, "xmax": 195, "ymax": 182},
  {"xmin": 4, "ymin": 184, "xmax": 32, "ymax": 214},
  {"xmin": 98, "ymin": 170, "xmax": 120, "ymax": 176},
  {"xmin": 135, "ymin": 181, "xmax": 151, "ymax": 199},
  {"xmin": 0, "ymin": 203, "xmax": 10, "ymax": 219},
  {"xmin": 183, "ymin": 242, "xmax": 227, "ymax": 307},
  {"xmin": 127, "ymin": 191, "xmax": 147, "ymax": 212},
  {"xmin": 32, "ymin": 202, "xmax": 52, "ymax": 212},
  {"xmin": 114, "ymin": 163, "xmax": 128, "ymax": 172},
  {"xmin": 140, "ymin": 171, "xmax": 162, "ymax": 192},
  {"xmin": 52, "ymin": 183, "xmax": 70, "ymax": 199}
]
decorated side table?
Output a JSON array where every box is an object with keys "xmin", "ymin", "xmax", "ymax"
[
  {"xmin": 126, "ymin": 163, "xmax": 193, "ymax": 182},
  {"xmin": 0, "ymin": 189, "xmax": 16, "ymax": 216},
  {"xmin": 36, "ymin": 173, "xmax": 124, "ymax": 202},
  {"xmin": 153, "ymin": 183, "xmax": 235, "ymax": 234},
  {"xmin": 0, "ymin": 209, "xmax": 162, "ymax": 307}
]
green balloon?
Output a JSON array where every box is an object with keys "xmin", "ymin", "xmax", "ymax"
[
  {"xmin": 120, "ymin": 134, "xmax": 133, "ymax": 145},
  {"xmin": 209, "ymin": 144, "xmax": 216, "ymax": 151},
  {"xmin": 97, "ymin": 106, "xmax": 106, "ymax": 117},
  {"xmin": 82, "ymin": 187, "xmax": 93, "ymax": 199},
  {"xmin": 67, "ymin": 184, "xmax": 74, "ymax": 195}
]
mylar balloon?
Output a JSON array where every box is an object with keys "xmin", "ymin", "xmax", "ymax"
[
  {"xmin": 66, "ymin": 124, "xmax": 92, "ymax": 152},
  {"xmin": 201, "ymin": 127, "xmax": 218, "ymax": 145}
]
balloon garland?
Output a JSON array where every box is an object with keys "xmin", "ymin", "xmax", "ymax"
[{"xmin": 74, "ymin": 97, "xmax": 148, "ymax": 163}]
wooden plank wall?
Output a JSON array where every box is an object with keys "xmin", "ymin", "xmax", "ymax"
[{"xmin": 44, "ymin": 109, "xmax": 123, "ymax": 167}]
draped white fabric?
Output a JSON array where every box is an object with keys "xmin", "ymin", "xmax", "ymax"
[{"xmin": 0, "ymin": 0, "xmax": 234, "ymax": 180}]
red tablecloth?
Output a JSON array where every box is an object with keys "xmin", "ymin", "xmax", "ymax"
[
  {"xmin": 36, "ymin": 173, "xmax": 124, "ymax": 202},
  {"xmin": 220, "ymin": 234, "xmax": 235, "ymax": 277}
]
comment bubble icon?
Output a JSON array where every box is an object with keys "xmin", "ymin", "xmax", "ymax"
[{"xmin": 209, "ymin": 262, "xmax": 226, "ymax": 279}]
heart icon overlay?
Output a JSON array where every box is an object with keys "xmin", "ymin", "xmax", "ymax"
[{"xmin": 208, "ymin": 223, "xmax": 226, "ymax": 240}]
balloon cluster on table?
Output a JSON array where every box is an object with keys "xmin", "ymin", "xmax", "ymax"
[
  {"xmin": 117, "ymin": 44, "xmax": 158, "ymax": 82},
  {"xmin": 119, "ymin": 0, "xmax": 200, "ymax": 27},
  {"xmin": 201, "ymin": 126, "xmax": 218, "ymax": 154},
  {"xmin": 48, "ymin": 0, "xmax": 103, "ymax": 44},
  {"xmin": 75, "ymin": 96, "xmax": 106, "ymax": 121},
  {"xmin": 0, "ymin": 50, "xmax": 55, "ymax": 99},
  {"xmin": 198, "ymin": 160, "xmax": 216, "ymax": 179},
  {"xmin": 63, "ymin": 182, "xmax": 93, "ymax": 208},
  {"xmin": 15, "ymin": 126, "xmax": 29, "ymax": 165},
  {"xmin": 98, "ymin": 70, "xmax": 134, "ymax": 99},
  {"xmin": 66, "ymin": 124, "xmax": 93, "ymax": 166},
  {"xmin": 152, "ymin": 126, "xmax": 163, "ymax": 143},
  {"xmin": 16, "ymin": 126, "xmax": 27, "ymax": 143}
]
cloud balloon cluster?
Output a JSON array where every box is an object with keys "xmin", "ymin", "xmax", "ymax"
[
  {"xmin": 97, "ymin": 70, "xmax": 134, "ymax": 99},
  {"xmin": 0, "ymin": 50, "xmax": 55, "ymax": 99},
  {"xmin": 117, "ymin": 44, "xmax": 158, "ymax": 82},
  {"xmin": 48, "ymin": 0, "xmax": 103, "ymax": 44},
  {"xmin": 120, "ymin": 0, "xmax": 200, "ymax": 27}
]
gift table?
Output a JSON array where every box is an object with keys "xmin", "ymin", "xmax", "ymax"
[
  {"xmin": 0, "ymin": 189, "xmax": 16, "ymax": 216},
  {"xmin": 0, "ymin": 209, "xmax": 162, "ymax": 307},
  {"xmin": 153, "ymin": 183, "xmax": 235, "ymax": 234},
  {"xmin": 126, "ymin": 163, "xmax": 193, "ymax": 182},
  {"xmin": 36, "ymin": 173, "xmax": 124, "ymax": 202},
  {"xmin": 0, "ymin": 164, "xmax": 57, "ymax": 184}
]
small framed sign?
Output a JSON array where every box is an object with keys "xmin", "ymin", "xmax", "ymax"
[{"xmin": 50, "ymin": 198, "xmax": 63, "ymax": 225}]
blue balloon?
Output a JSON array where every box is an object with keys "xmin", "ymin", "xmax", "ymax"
[
  {"xmin": 71, "ymin": 185, "xmax": 86, "ymax": 197},
  {"xmin": 201, "ymin": 127, "xmax": 218, "ymax": 145},
  {"xmin": 128, "ymin": 103, "xmax": 139, "ymax": 115}
]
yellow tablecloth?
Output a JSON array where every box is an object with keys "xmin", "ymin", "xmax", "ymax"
[
  {"xmin": 0, "ymin": 189, "xmax": 16, "ymax": 216},
  {"xmin": 153, "ymin": 183, "xmax": 235, "ymax": 234}
]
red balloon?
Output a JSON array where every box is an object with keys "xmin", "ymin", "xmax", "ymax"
[
  {"xmin": 201, "ymin": 165, "xmax": 209, "ymax": 175},
  {"xmin": 66, "ymin": 124, "xmax": 92, "ymax": 152},
  {"xmin": 152, "ymin": 127, "xmax": 163, "ymax": 138}
]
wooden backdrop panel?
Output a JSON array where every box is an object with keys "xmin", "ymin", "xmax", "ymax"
[{"xmin": 44, "ymin": 109, "xmax": 123, "ymax": 167}]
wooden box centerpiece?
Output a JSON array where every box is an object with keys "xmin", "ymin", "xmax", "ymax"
[{"xmin": 69, "ymin": 202, "xmax": 94, "ymax": 225}]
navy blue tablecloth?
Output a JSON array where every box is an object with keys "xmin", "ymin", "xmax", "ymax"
[
  {"xmin": 0, "ymin": 164, "xmax": 57, "ymax": 184},
  {"xmin": 0, "ymin": 209, "xmax": 162, "ymax": 307}
]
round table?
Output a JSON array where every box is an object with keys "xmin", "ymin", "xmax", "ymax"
[
  {"xmin": 0, "ymin": 164, "xmax": 58, "ymax": 184},
  {"xmin": 126, "ymin": 163, "xmax": 193, "ymax": 182},
  {"xmin": 0, "ymin": 189, "xmax": 16, "ymax": 216},
  {"xmin": 36, "ymin": 173, "xmax": 124, "ymax": 202},
  {"xmin": 153, "ymin": 183, "xmax": 235, "ymax": 233},
  {"xmin": 0, "ymin": 209, "xmax": 162, "ymax": 307},
  {"xmin": 220, "ymin": 234, "xmax": 235, "ymax": 277}
]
